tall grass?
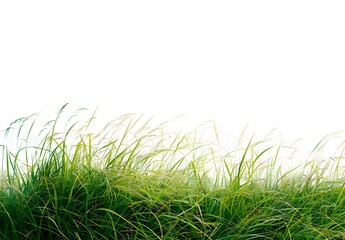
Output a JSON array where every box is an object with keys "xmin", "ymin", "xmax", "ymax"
[{"xmin": 1, "ymin": 104, "xmax": 345, "ymax": 239}]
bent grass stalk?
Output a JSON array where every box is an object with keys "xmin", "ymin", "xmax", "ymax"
[{"xmin": 0, "ymin": 105, "xmax": 345, "ymax": 239}]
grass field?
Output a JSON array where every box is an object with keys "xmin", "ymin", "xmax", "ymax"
[{"xmin": 1, "ymin": 105, "xmax": 345, "ymax": 239}]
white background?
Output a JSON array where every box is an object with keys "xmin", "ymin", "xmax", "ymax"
[{"xmin": 1, "ymin": 1, "xmax": 345, "ymax": 163}]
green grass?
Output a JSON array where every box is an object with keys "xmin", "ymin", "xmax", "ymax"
[{"xmin": 1, "ymin": 104, "xmax": 345, "ymax": 239}]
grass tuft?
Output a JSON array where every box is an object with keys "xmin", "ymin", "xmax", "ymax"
[{"xmin": 1, "ymin": 106, "xmax": 345, "ymax": 239}]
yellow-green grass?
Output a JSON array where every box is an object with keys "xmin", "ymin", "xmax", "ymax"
[{"xmin": 1, "ymin": 104, "xmax": 345, "ymax": 239}]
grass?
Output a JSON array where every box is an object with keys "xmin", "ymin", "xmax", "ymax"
[{"xmin": 1, "ymin": 104, "xmax": 345, "ymax": 239}]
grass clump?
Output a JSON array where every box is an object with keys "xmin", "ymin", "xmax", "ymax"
[{"xmin": 1, "ymin": 104, "xmax": 345, "ymax": 239}]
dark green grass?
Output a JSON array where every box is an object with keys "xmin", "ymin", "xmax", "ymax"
[{"xmin": 1, "ymin": 105, "xmax": 345, "ymax": 239}]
